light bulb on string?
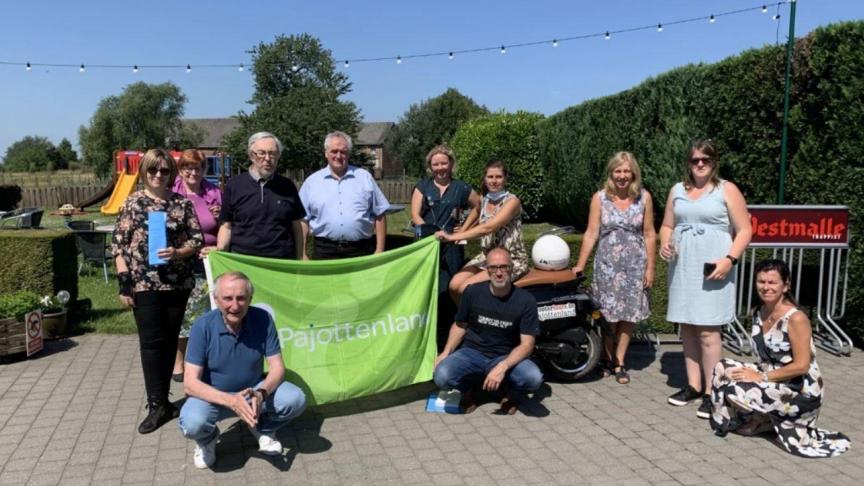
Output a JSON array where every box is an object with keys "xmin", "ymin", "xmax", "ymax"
[
  {"xmin": 396, "ymin": 56, "xmax": 402, "ymax": 64},
  {"xmin": 552, "ymin": 39, "xmax": 558, "ymax": 47},
  {"xmin": 25, "ymin": 62, "xmax": 31, "ymax": 71},
  {"xmin": 448, "ymin": 52, "xmax": 454, "ymax": 60},
  {"xmin": 344, "ymin": 60, "xmax": 349, "ymax": 68},
  {"xmin": 762, "ymin": 5, "xmax": 768, "ymax": 13},
  {"xmin": 500, "ymin": 45, "xmax": 506, "ymax": 54},
  {"xmin": 186, "ymin": 64, "xmax": 191, "ymax": 73},
  {"xmin": 238, "ymin": 64, "xmax": 244, "ymax": 72},
  {"xmin": 709, "ymin": 15, "xmax": 716, "ymax": 23},
  {"xmin": 657, "ymin": 24, "xmax": 663, "ymax": 32},
  {"xmin": 773, "ymin": 14, "xmax": 781, "ymax": 21},
  {"xmin": 604, "ymin": 31, "xmax": 611, "ymax": 40},
  {"xmin": 133, "ymin": 65, "xmax": 138, "ymax": 73},
  {"xmin": 79, "ymin": 64, "xmax": 85, "ymax": 73}
]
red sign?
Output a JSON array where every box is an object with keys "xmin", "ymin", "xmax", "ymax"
[
  {"xmin": 25, "ymin": 310, "xmax": 44, "ymax": 357},
  {"xmin": 748, "ymin": 205, "xmax": 849, "ymax": 248}
]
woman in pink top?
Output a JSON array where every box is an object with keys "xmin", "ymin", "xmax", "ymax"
[{"xmin": 171, "ymin": 149, "xmax": 222, "ymax": 381}]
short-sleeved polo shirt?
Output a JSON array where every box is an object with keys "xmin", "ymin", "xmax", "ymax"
[
  {"xmin": 185, "ymin": 306, "xmax": 281, "ymax": 393},
  {"xmin": 299, "ymin": 165, "xmax": 390, "ymax": 241},
  {"xmin": 219, "ymin": 172, "xmax": 306, "ymax": 258}
]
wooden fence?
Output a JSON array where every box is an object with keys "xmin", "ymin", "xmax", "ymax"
[
  {"xmin": 17, "ymin": 176, "xmax": 417, "ymax": 210},
  {"xmin": 0, "ymin": 171, "xmax": 101, "ymax": 188}
]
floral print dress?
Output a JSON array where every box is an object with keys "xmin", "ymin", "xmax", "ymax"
[
  {"xmin": 592, "ymin": 190, "xmax": 649, "ymax": 322},
  {"xmin": 709, "ymin": 308, "xmax": 851, "ymax": 458},
  {"xmin": 464, "ymin": 193, "xmax": 529, "ymax": 280}
]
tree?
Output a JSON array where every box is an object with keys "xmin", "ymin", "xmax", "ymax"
[
  {"xmin": 386, "ymin": 88, "xmax": 488, "ymax": 177},
  {"xmin": 2, "ymin": 136, "xmax": 64, "ymax": 171},
  {"xmin": 221, "ymin": 34, "xmax": 362, "ymax": 174},
  {"xmin": 56, "ymin": 138, "xmax": 78, "ymax": 168},
  {"xmin": 78, "ymin": 82, "xmax": 203, "ymax": 177}
]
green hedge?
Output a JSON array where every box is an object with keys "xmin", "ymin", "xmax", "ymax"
[
  {"xmin": 452, "ymin": 111, "xmax": 545, "ymax": 219},
  {"xmin": 0, "ymin": 230, "xmax": 78, "ymax": 303},
  {"xmin": 537, "ymin": 21, "xmax": 864, "ymax": 344}
]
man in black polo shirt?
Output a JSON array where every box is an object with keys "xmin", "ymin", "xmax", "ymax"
[
  {"xmin": 433, "ymin": 247, "xmax": 543, "ymax": 414},
  {"xmin": 214, "ymin": 132, "xmax": 305, "ymax": 259}
]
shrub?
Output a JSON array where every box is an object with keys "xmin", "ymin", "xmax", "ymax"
[
  {"xmin": 0, "ymin": 230, "xmax": 78, "ymax": 303},
  {"xmin": 451, "ymin": 111, "xmax": 545, "ymax": 219},
  {"xmin": 0, "ymin": 291, "xmax": 41, "ymax": 320}
]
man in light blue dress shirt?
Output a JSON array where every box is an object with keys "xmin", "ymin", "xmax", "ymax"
[{"xmin": 299, "ymin": 131, "xmax": 390, "ymax": 259}]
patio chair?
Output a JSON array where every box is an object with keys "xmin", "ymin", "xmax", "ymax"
[
  {"xmin": 65, "ymin": 220, "xmax": 96, "ymax": 231},
  {"xmin": 75, "ymin": 231, "xmax": 111, "ymax": 283},
  {"xmin": 0, "ymin": 208, "xmax": 44, "ymax": 229}
]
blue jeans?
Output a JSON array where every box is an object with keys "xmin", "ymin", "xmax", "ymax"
[
  {"xmin": 178, "ymin": 380, "xmax": 306, "ymax": 446},
  {"xmin": 433, "ymin": 347, "xmax": 543, "ymax": 393}
]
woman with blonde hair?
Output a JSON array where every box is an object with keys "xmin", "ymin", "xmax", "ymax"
[{"xmin": 572, "ymin": 151, "xmax": 655, "ymax": 383}]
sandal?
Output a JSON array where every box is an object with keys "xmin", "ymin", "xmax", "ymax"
[
  {"xmin": 599, "ymin": 360, "xmax": 614, "ymax": 378},
  {"xmin": 614, "ymin": 367, "xmax": 630, "ymax": 385},
  {"xmin": 496, "ymin": 397, "xmax": 518, "ymax": 415}
]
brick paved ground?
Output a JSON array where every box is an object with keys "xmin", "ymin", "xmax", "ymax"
[{"xmin": 1, "ymin": 334, "xmax": 861, "ymax": 485}]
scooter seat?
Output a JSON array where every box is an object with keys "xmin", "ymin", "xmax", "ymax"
[{"xmin": 514, "ymin": 268, "xmax": 576, "ymax": 288}]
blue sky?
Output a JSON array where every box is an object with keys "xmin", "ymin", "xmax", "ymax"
[{"xmin": 1, "ymin": 0, "xmax": 862, "ymax": 157}]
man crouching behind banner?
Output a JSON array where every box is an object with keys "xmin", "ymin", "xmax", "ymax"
[
  {"xmin": 178, "ymin": 272, "xmax": 306, "ymax": 469},
  {"xmin": 433, "ymin": 247, "xmax": 543, "ymax": 415}
]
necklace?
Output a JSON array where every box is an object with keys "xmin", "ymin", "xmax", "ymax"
[{"xmin": 760, "ymin": 305, "xmax": 789, "ymax": 330}]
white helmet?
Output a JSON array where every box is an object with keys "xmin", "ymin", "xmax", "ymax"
[{"xmin": 532, "ymin": 235, "xmax": 571, "ymax": 271}]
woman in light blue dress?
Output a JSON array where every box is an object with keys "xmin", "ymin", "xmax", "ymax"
[{"xmin": 659, "ymin": 140, "xmax": 752, "ymax": 419}]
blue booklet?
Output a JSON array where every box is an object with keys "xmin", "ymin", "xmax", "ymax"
[
  {"xmin": 425, "ymin": 390, "xmax": 463, "ymax": 414},
  {"xmin": 148, "ymin": 211, "xmax": 167, "ymax": 266}
]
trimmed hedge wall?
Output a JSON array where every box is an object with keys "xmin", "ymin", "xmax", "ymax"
[
  {"xmin": 452, "ymin": 111, "xmax": 545, "ymax": 219},
  {"xmin": 537, "ymin": 21, "xmax": 864, "ymax": 344},
  {"xmin": 0, "ymin": 230, "xmax": 78, "ymax": 303}
]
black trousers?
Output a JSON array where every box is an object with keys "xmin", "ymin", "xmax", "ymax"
[
  {"xmin": 313, "ymin": 237, "xmax": 375, "ymax": 260},
  {"xmin": 132, "ymin": 289, "xmax": 191, "ymax": 402}
]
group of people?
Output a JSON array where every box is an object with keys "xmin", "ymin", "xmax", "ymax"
[{"xmin": 110, "ymin": 133, "xmax": 848, "ymax": 470}]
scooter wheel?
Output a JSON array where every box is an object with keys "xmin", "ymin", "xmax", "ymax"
[{"xmin": 544, "ymin": 328, "xmax": 602, "ymax": 381}]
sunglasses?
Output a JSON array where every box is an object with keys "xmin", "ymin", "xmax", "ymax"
[
  {"xmin": 146, "ymin": 167, "xmax": 172, "ymax": 176},
  {"xmin": 689, "ymin": 157, "xmax": 714, "ymax": 165}
]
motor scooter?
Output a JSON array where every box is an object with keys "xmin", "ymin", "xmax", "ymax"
[{"xmin": 514, "ymin": 229, "xmax": 604, "ymax": 381}]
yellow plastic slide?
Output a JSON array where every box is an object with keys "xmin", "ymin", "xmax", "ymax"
[{"xmin": 100, "ymin": 170, "xmax": 139, "ymax": 215}]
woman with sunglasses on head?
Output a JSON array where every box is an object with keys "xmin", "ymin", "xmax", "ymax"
[
  {"xmin": 112, "ymin": 148, "xmax": 204, "ymax": 434},
  {"xmin": 436, "ymin": 159, "xmax": 529, "ymax": 301},
  {"xmin": 659, "ymin": 139, "xmax": 751, "ymax": 419},
  {"xmin": 709, "ymin": 259, "xmax": 849, "ymax": 457},
  {"xmin": 170, "ymin": 149, "xmax": 222, "ymax": 383}
]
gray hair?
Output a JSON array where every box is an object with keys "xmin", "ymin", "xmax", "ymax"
[
  {"xmin": 214, "ymin": 271, "xmax": 254, "ymax": 298},
  {"xmin": 324, "ymin": 131, "xmax": 353, "ymax": 152},
  {"xmin": 247, "ymin": 131, "xmax": 283, "ymax": 154}
]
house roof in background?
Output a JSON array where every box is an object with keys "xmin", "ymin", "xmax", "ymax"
[
  {"xmin": 355, "ymin": 122, "xmax": 394, "ymax": 146},
  {"xmin": 183, "ymin": 118, "xmax": 240, "ymax": 148}
]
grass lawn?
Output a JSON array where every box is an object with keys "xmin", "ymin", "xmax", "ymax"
[{"xmin": 50, "ymin": 207, "xmax": 575, "ymax": 335}]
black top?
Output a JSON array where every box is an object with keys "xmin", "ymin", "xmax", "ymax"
[
  {"xmin": 455, "ymin": 283, "xmax": 540, "ymax": 356},
  {"xmin": 414, "ymin": 177, "xmax": 472, "ymax": 233},
  {"xmin": 219, "ymin": 172, "xmax": 306, "ymax": 258}
]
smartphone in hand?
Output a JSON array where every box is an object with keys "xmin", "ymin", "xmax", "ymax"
[{"xmin": 703, "ymin": 262, "xmax": 717, "ymax": 277}]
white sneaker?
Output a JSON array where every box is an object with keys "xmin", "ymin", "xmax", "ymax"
[
  {"xmin": 248, "ymin": 426, "xmax": 282, "ymax": 455},
  {"xmin": 193, "ymin": 431, "xmax": 218, "ymax": 469}
]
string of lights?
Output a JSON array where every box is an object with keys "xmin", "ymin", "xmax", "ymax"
[{"xmin": 0, "ymin": 1, "xmax": 792, "ymax": 73}]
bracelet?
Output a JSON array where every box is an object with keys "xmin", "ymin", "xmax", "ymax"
[
  {"xmin": 117, "ymin": 272, "xmax": 133, "ymax": 296},
  {"xmin": 761, "ymin": 371, "xmax": 769, "ymax": 382},
  {"xmin": 725, "ymin": 254, "xmax": 739, "ymax": 265}
]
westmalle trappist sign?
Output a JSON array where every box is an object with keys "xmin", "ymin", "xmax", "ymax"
[{"xmin": 748, "ymin": 205, "xmax": 849, "ymax": 248}]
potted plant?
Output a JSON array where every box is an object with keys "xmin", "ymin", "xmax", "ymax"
[
  {"xmin": 0, "ymin": 290, "xmax": 41, "ymax": 357},
  {"xmin": 39, "ymin": 290, "xmax": 71, "ymax": 339}
]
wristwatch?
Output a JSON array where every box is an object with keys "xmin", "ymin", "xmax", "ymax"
[{"xmin": 725, "ymin": 254, "xmax": 739, "ymax": 265}]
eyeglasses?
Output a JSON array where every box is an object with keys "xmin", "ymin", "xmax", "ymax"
[
  {"xmin": 487, "ymin": 264, "xmax": 513, "ymax": 273},
  {"xmin": 181, "ymin": 166, "xmax": 203, "ymax": 173},
  {"xmin": 689, "ymin": 157, "xmax": 714, "ymax": 165},
  {"xmin": 252, "ymin": 150, "xmax": 279, "ymax": 159},
  {"xmin": 146, "ymin": 167, "xmax": 172, "ymax": 176}
]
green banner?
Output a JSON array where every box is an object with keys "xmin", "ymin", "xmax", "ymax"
[{"xmin": 205, "ymin": 237, "xmax": 439, "ymax": 406}]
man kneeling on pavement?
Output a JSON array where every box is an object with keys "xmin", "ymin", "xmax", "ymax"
[
  {"xmin": 178, "ymin": 271, "xmax": 306, "ymax": 469},
  {"xmin": 433, "ymin": 247, "xmax": 543, "ymax": 414}
]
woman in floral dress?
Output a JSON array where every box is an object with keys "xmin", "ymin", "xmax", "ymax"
[
  {"xmin": 709, "ymin": 259, "xmax": 850, "ymax": 458},
  {"xmin": 436, "ymin": 160, "xmax": 529, "ymax": 301},
  {"xmin": 572, "ymin": 152, "xmax": 655, "ymax": 383}
]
